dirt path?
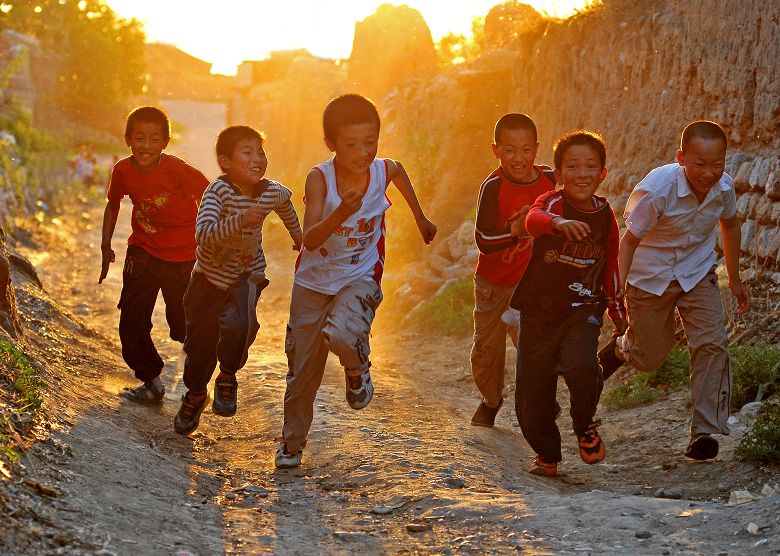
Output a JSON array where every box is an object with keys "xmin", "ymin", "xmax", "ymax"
[{"xmin": 4, "ymin": 198, "xmax": 778, "ymax": 555}]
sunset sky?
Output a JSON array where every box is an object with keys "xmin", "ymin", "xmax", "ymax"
[{"xmin": 105, "ymin": 0, "xmax": 594, "ymax": 74}]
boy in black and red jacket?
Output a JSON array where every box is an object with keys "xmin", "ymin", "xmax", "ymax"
[{"xmin": 509, "ymin": 130, "xmax": 627, "ymax": 478}]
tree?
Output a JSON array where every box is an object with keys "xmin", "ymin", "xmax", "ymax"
[{"xmin": 0, "ymin": 0, "xmax": 146, "ymax": 132}]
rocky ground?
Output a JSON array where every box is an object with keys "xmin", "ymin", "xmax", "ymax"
[{"xmin": 0, "ymin": 198, "xmax": 778, "ymax": 555}]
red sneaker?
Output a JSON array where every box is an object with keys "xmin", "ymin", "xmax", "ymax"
[
  {"xmin": 529, "ymin": 456, "xmax": 558, "ymax": 477},
  {"xmin": 577, "ymin": 422, "xmax": 606, "ymax": 464}
]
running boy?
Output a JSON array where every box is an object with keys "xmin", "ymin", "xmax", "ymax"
[
  {"xmin": 471, "ymin": 113, "xmax": 555, "ymax": 427},
  {"xmin": 275, "ymin": 94, "xmax": 437, "ymax": 468},
  {"xmin": 174, "ymin": 126, "xmax": 302, "ymax": 434},
  {"xmin": 598, "ymin": 120, "xmax": 750, "ymax": 461},
  {"xmin": 99, "ymin": 106, "xmax": 209, "ymax": 404},
  {"xmin": 510, "ymin": 131, "xmax": 626, "ymax": 478}
]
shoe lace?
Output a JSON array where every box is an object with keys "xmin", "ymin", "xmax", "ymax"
[{"xmin": 217, "ymin": 382, "xmax": 236, "ymax": 401}]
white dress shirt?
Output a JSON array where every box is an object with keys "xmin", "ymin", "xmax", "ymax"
[{"xmin": 624, "ymin": 163, "xmax": 737, "ymax": 295}]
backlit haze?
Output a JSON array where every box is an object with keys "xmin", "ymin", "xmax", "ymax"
[{"xmin": 106, "ymin": 0, "xmax": 594, "ymax": 74}]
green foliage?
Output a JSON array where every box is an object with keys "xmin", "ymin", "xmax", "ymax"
[
  {"xmin": 646, "ymin": 347, "xmax": 690, "ymax": 390},
  {"xmin": 603, "ymin": 345, "xmax": 780, "ymax": 413},
  {"xmin": 735, "ymin": 398, "xmax": 780, "ymax": 465},
  {"xmin": 1, "ymin": 0, "xmax": 146, "ymax": 131},
  {"xmin": 407, "ymin": 275, "xmax": 473, "ymax": 336},
  {"xmin": 0, "ymin": 340, "xmax": 45, "ymax": 462},
  {"xmin": 602, "ymin": 371, "xmax": 662, "ymax": 410},
  {"xmin": 730, "ymin": 345, "xmax": 780, "ymax": 409},
  {"xmin": 435, "ymin": 16, "xmax": 484, "ymax": 65}
]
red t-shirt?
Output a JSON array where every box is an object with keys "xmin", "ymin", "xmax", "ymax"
[
  {"xmin": 107, "ymin": 154, "xmax": 209, "ymax": 262},
  {"xmin": 474, "ymin": 166, "xmax": 556, "ymax": 286}
]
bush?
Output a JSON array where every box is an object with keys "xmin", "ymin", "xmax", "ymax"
[
  {"xmin": 602, "ymin": 371, "xmax": 663, "ymax": 410},
  {"xmin": 735, "ymin": 398, "xmax": 780, "ymax": 465},
  {"xmin": 407, "ymin": 275, "xmax": 473, "ymax": 336},
  {"xmin": 730, "ymin": 345, "xmax": 780, "ymax": 409},
  {"xmin": 0, "ymin": 340, "xmax": 46, "ymax": 461},
  {"xmin": 603, "ymin": 344, "xmax": 780, "ymax": 412}
]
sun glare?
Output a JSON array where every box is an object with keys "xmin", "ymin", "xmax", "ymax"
[{"xmin": 105, "ymin": 0, "xmax": 595, "ymax": 75}]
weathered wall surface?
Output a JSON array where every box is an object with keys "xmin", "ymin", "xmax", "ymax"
[{"xmin": 380, "ymin": 0, "xmax": 780, "ymax": 271}]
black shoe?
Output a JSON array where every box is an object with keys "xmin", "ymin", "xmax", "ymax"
[
  {"xmin": 685, "ymin": 433, "xmax": 719, "ymax": 460},
  {"xmin": 471, "ymin": 399, "xmax": 503, "ymax": 427},
  {"xmin": 121, "ymin": 381, "xmax": 165, "ymax": 405},
  {"xmin": 598, "ymin": 337, "xmax": 624, "ymax": 381},
  {"xmin": 174, "ymin": 392, "xmax": 209, "ymax": 435},
  {"xmin": 212, "ymin": 377, "xmax": 238, "ymax": 417}
]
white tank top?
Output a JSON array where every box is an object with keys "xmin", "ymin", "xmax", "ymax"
[{"xmin": 295, "ymin": 158, "xmax": 391, "ymax": 295}]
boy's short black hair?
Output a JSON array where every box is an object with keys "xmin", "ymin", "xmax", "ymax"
[
  {"xmin": 553, "ymin": 130, "xmax": 607, "ymax": 171},
  {"xmin": 494, "ymin": 113, "xmax": 537, "ymax": 143},
  {"xmin": 215, "ymin": 125, "xmax": 265, "ymax": 172},
  {"xmin": 323, "ymin": 94, "xmax": 381, "ymax": 143},
  {"xmin": 680, "ymin": 120, "xmax": 727, "ymax": 153},
  {"xmin": 125, "ymin": 106, "xmax": 170, "ymax": 139}
]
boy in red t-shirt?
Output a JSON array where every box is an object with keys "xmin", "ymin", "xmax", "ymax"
[
  {"xmin": 99, "ymin": 106, "xmax": 209, "ymax": 404},
  {"xmin": 470, "ymin": 113, "xmax": 555, "ymax": 427}
]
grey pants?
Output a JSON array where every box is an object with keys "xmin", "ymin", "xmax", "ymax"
[
  {"xmin": 470, "ymin": 274, "xmax": 518, "ymax": 408},
  {"xmin": 617, "ymin": 271, "xmax": 731, "ymax": 436},
  {"xmin": 282, "ymin": 278, "xmax": 383, "ymax": 453}
]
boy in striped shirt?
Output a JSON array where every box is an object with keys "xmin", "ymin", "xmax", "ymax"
[{"xmin": 174, "ymin": 126, "xmax": 302, "ymax": 435}]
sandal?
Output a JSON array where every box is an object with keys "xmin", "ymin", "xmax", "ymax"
[{"xmin": 121, "ymin": 381, "xmax": 165, "ymax": 404}]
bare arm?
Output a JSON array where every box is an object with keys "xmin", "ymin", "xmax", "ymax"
[
  {"xmin": 99, "ymin": 199, "xmax": 121, "ymax": 283},
  {"xmin": 301, "ymin": 169, "xmax": 362, "ymax": 251},
  {"xmin": 617, "ymin": 228, "xmax": 641, "ymax": 293},
  {"xmin": 386, "ymin": 159, "xmax": 436, "ymax": 244},
  {"xmin": 720, "ymin": 216, "xmax": 750, "ymax": 313}
]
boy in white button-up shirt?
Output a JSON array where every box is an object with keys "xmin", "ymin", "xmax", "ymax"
[{"xmin": 599, "ymin": 120, "xmax": 750, "ymax": 461}]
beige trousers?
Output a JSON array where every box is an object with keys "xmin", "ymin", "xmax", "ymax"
[
  {"xmin": 282, "ymin": 278, "xmax": 382, "ymax": 453},
  {"xmin": 470, "ymin": 274, "xmax": 518, "ymax": 408},
  {"xmin": 617, "ymin": 271, "xmax": 730, "ymax": 436}
]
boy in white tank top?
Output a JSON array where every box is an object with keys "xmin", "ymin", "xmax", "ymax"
[{"xmin": 276, "ymin": 94, "xmax": 437, "ymax": 468}]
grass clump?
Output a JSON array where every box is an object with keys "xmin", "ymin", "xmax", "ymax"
[
  {"xmin": 735, "ymin": 398, "xmax": 780, "ymax": 465},
  {"xmin": 602, "ymin": 371, "xmax": 663, "ymax": 410},
  {"xmin": 0, "ymin": 340, "xmax": 46, "ymax": 462},
  {"xmin": 407, "ymin": 275, "xmax": 473, "ymax": 336},
  {"xmin": 730, "ymin": 345, "xmax": 780, "ymax": 409},
  {"xmin": 603, "ymin": 345, "xmax": 780, "ymax": 412}
]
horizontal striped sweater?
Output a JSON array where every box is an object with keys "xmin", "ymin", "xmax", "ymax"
[{"xmin": 193, "ymin": 177, "xmax": 301, "ymax": 289}]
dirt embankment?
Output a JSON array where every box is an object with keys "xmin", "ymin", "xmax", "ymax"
[{"xmin": 0, "ymin": 193, "xmax": 777, "ymax": 555}]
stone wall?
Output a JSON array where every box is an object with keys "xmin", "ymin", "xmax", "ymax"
[{"xmin": 379, "ymin": 0, "xmax": 780, "ymax": 270}]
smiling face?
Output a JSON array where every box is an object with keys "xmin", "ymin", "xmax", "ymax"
[
  {"xmin": 125, "ymin": 121, "xmax": 170, "ymax": 172},
  {"xmin": 492, "ymin": 127, "xmax": 539, "ymax": 183},
  {"xmin": 327, "ymin": 122, "xmax": 379, "ymax": 177},
  {"xmin": 219, "ymin": 137, "xmax": 267, "ymax": 191},
  {"xmin": 554, "ymin": 144, "xmax": 607, "ymax": 210},
  {"xmin": 677, "ymin": 137, "xmax": 726, "ymax": 201}
]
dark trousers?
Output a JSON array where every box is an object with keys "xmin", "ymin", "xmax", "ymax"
[
  {"xmin": 118, "ymin": 245, "xmax": 194, "ymax": 382},
  {"xmin": 182, "ymin": 272, "xmax": 268, "ymax": 394},
  {"xmin": 515, "ymin": 309, "xmax": 603, "ymax": 462}
]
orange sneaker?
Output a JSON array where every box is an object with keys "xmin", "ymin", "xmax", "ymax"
[
  {"xmin": 577, "ymin": 422, "xmax": 606, "ymax": 464},
  {"xmin": 529, "ymin": 456, "xmax": 558, "ymax": 477}
]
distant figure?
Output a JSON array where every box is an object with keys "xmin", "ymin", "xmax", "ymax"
[
  {"xmin": 99, "ymin": 106, "xmax": 209, "ymax": 404},
  {"xmin": 470, "ymin": 113, "xmax": 555, "ymax": 428},
  {"xmin": 173, "ymin": 126, "xmax": 302, "ymax": 435},
  {"xmin": 275, "ymin": 94, "xmax": 437, "ymax": 469},
  {"xmin": 74, "ymin": 144, "xmax": 96, "ymax": 189},
  {"xmin": 510, "ymin": 131, "xmax": 626, "ymax": 478},
  {"xmin": 106, "ymin": 153, "xmax": 120, "ymax": 192},
  {"xmin": 598, "ymin": 120, "xmax": 750, "ymax": 461}
]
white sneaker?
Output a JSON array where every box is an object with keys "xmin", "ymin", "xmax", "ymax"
[
  {"xmin": 274, "ymin": 443, "xmax": 302, "ymax": 469},
  {"xmin": 345, "ymin": 368, "xmax": 374, "ymax": 410}
]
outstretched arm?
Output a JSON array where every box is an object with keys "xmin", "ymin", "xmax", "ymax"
[
  {"xmin": 720, "ymin": 215, "xmax": 750, "ymax": 314},
  {"xmin": 386, "ymin": 159, "xmax": 436, "ymax": 244},
  {"xmin": 302, "ymin": 169, "xmax": 362, "ymax": 251},
  {"xmin": 99, "ymin": 199, "xmax": 120, "ymax": 283}
]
